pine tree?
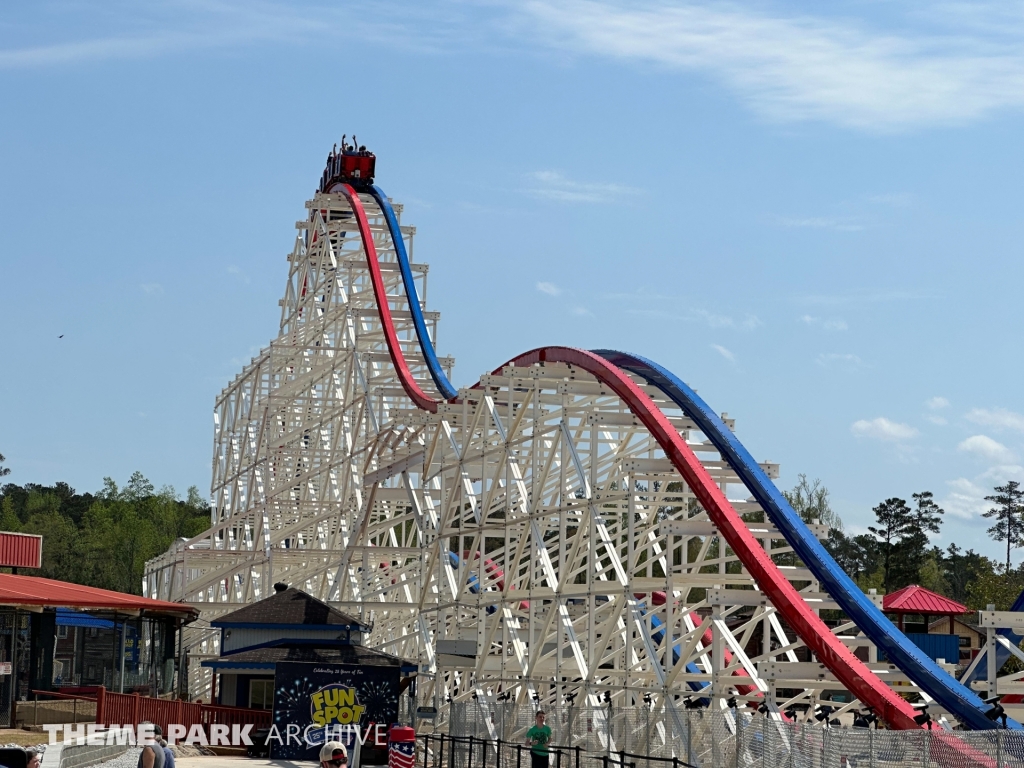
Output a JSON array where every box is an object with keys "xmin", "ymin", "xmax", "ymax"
[
  {"xmin": 885, "ymin": 491, "xmax": 945, "ymax": 590},
  {"xmin": 910, "ymin": 491, "xmax": 944, "ymax": 535},
  {"xmin": 983, "ymin": 480, "xmax": 1024, "ymax": 571},
  {"xmin": 868, "ymin": 497, "xmax": 914, "ymax": 593}
]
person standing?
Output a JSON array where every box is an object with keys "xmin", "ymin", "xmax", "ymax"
[
  {"xmin": 319, "ymin": 741, "xmax": 349, "ymax": 768},
  {"xmin": 525, "ymin": 711, "xmax": 552, "ymax": 768},
  {"xmin": 159, "ymin": 737, "xmax": 175, "ymax": 768},
  {"xmin": 138, "ymin": 724, "xmax": 165, "ymax": 768}
]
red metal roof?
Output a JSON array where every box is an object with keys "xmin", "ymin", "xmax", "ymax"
[
  {"xmin": 0, "ymin": 573, "xmax": 197, "ymax": 619},
  {"xmin": 0, "ymin": 532, "xmax": 41, "ymax": 569},
  {"xmin": 883, "ymin": 584, "xmax": 970, "ymax": 615}
]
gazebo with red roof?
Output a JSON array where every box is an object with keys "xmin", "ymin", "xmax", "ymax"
[{"xmin": 883, "ymin": 584, "xmax": 971, "ymax": 634}]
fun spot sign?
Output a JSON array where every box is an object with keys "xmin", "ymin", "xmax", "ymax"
[{"xmin": 271, "ymin": 661, "xmax": 401, "ymax": 762}]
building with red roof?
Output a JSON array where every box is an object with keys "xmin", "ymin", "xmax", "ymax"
[
  {"xmin": 882, "ymin": 584, "xmax": 971, "ymax": 633},
  {"xmin": 879, "ymin": 585, "xmax": 973, "ymax": 667},
  {"xmin": 0, "ymin": 572, "xmax": 196, "ymax": 727}
]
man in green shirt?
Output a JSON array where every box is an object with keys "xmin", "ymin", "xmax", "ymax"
[{"xmin": 525, "ymin": 710, "xmax": 552, "ymax": 768}]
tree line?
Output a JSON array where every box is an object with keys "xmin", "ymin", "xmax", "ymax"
[
  {"xmin": 2, "ymin": 446, "xmax": 1024, "ymax": 611},
  {"xmin": 0, "ymin": 466, "xmax": 210, "ymax": 595},
  {"xmin": 785, "ymin": 474, "xmax": 1024, "ymax": 610}
]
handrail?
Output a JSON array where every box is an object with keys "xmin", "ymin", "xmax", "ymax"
[
  {"xmin": 30, "ymin": 689, "xmax": 97, "ymax": 702},
  {"xmin": 417, "ymin": 733, "xmax": 582, "ymax": 768}
]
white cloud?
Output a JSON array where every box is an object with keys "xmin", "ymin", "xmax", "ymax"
[
  {"xmin": 817, "ymin": 352, "xmax": 862, "ymax": 368},
  {"xmin": 958, "ymin": 434, "xmax": 1017, "ymax": 464},
  {"xmin": 943, "ymin": 466, "xmax": 1024, "ymax": 520},
  {"xmin": 625, "ymin": 306, "xmax": 761, "ymax": 330},
  {"xmin": 526, "ymin": 171, "xmax": 640, "ymax": 203},
  {"xmin": 981, "ymin": 464, "xmax": 1024, "ymax": 485},
  {"xmin": 926, "ymin": 396, "xmax": 951, "ymax": 410},
  {"xmin": 227, "ymin": 265, "xmax": 250, "ymax": 284},
  {"xmin": 966, "ymin": 407, "xmax": 1024, "ymax": 432},
  {"xmin": 776, "ymin": 216, "xmax": 864, "ymax": 232},
  {"xmin": 801, "ymin": 315, "xmax": 848, "ymax": 331},
  {"xmin": 536, "ymin": 281, "xmax": 561, "ymax": 296},
  {"xmin": 851, "ymin": 417, "xmax": 918, "ymax": 441},
  {"xmin": 692, "ymin": 309, "xmax": 761, "ymax": 330},
  {"xmin": 943, "ymin": 477, "xmax": 990, "ymax": 520},
  {"xmin": 926, "ymin": 415, "xmax": 948, "ymax": 426},
  {"xmin": 15, "ymin": 3, "xmax": 1024, "ymax": 133},
  {"xmin": 711, "ymin": 344, "xmax": 735, "ymax": 362},
  {"xmin": 800, "ymin": 289, "xmax": 938, "ymax": 306},
  {"xmin": 0, "ymin": 5, "xmax": 325, "ymax": 69},
  {"xmin": 518, "ymin": 1, "xmax": 1024, "ymax": 131},
  {"xmin": 868, "ymin": 192, "xmax": 914, "ymax": 208}
]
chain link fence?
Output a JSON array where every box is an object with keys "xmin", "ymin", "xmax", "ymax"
[{"xmin": 411, "ymin": 700, "xmax": 1024, "ymax": 767}]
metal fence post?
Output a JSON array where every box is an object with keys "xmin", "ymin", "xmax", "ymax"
[
  {"xmin": 734, "ymin": 713, "xmax": 742, "ymax": 768},
  {"xmin": 685, "ymin": 710, "xmax": 692, "ymax": 767},
  {"xmin": 760, "ymin": 713, "xmax": 767, "ymax": 768}
]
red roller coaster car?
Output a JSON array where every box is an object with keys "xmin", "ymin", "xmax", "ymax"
[{"xmin": 321, "ymin": 146, "xmax": 376, "ymax": 191}]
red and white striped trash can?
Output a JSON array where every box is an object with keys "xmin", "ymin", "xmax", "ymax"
[{"xmin": 388, "ymin": 726, "xmax": 416, "ymax": 768}]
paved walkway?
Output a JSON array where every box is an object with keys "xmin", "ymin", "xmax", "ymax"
[{"xmin": 177, "ymin": 757, "xmax": 312, "ymax": 768}]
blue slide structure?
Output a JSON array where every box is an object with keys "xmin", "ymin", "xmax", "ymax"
[
  {"xmin": 369, "ymin": 185, "xmax": 458, "ymax": 400},
  {"xmin": 593, "ymin": 350, "xmax": 1017, "ymax": 732},
  {"xmin": 364, "ymin": 184, "xmax": 1011, "ymax": 730}
]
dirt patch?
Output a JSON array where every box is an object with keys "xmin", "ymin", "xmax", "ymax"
[{"xmin": 0, "ymin": 729, "xmax": 50, "ymax": 748}]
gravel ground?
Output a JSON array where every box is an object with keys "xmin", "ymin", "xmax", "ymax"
[
  {"xmin": 92, "ymin": 743, "xmax": 215, "ymax": 768},
  {"xmin": 93, "ymin": 746, "xmax": 141, "ymax": 768},
  {"xmin": 0, "ymin": 742, "xmax": 47, "ymax": 752}
]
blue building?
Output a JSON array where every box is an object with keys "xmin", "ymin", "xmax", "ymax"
[{"xmin": 202, "ymin": 583, "xmax": 414, "ymax": 709}]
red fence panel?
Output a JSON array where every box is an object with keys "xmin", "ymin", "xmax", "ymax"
[
  {"xmin": 95, "ymin": 687, "xmax": 269, "ymax": 737},
  {"xmin": 201, "ymin": 703, "xmax": 271, "ymax": 729}
]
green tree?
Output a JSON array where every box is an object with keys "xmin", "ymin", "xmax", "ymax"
[
  {"xmin": 968, "ymin": 566, "xmax": 1024, "ymax": 611},
  {"xmin": 0, "ymin": 497, "xmax": 20, "ymax": 532},
  {"xmin": 910, "ymin": 491, "xmax": 944, "ymax": 536},
  {"xmin": 868, "ymin": 497, "xmax": 914, "ymax": 593},
  {"xmin": 885, "ymin": 492, "xmax": 945, "ymax": 590},
  {"xmin": 783, "ymin": 474, "xmax": 843, "ymax": 531},
  {"xmin": 824, "ymin": 529, "xmax": 878, "ymax": 583},
  {"xmin": 0, "ymin": 473, "xmax": 210, "ymax": 594},
  {"xmin": 21, "ymin": 510, "xmax": 81, "ymax": 582},
  {"xmin": 941, "ymin": 544, "xmax": 994, "ymax": 605},
  {"xmin": 0, "ymin": 453, "xmax": 10, "ymax": 478},
  {"xmin": 983, "ymin": 480, "xmax": 1024, "ymax": 571}
]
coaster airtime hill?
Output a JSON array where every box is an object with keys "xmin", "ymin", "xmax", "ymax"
[{"xmin": 143, "ymin": 144, "xmax": 1024, "ymax": 735}]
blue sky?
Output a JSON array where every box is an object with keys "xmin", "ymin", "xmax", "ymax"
[{"xmin": 3, "ymin": 1, "xmax": 1024, "ymax": 561}]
